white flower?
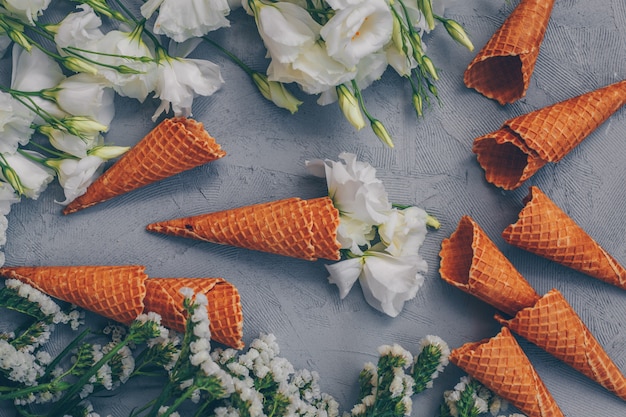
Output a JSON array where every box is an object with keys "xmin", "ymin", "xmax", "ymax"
[
  {"xmin": 320, "ymin": 0, "xmax": 393, "ymax": 69},
  {"xmin": 48, "ymin": 73, "xmax": 115, "ymax": 127},
  {"xmin": 2, "ymin": 0, "xmax": 52, "ymax": 25},
  {"xmin": 10, "ymin": 45, "xmax": 67, "ymax": 124},
  {"xmin": 39, "ymin": 125, "xmax": 103, "ymax": 158},
  {"xmin": 141, "ymin": 0, "xmax": 231, "ymax": 43},
  {"xmin": 326, "ymin": 248, "xmax": 425, "ymax": 317},
  {"xmin": 247, "ymin": 0, "xmax": 321, "ymax": 64},
  {"xmin": 1, "ymin": 151, "xmax": 54, "ymax": 199},
  {"xmin": 378, "ymin": 206, "xmax": 429, "ymax": 257},
  {"xmin": 267, "ymin": 41, "xmax": 355, "ymax": 95},
  {"xmin": 0, "ymin": 182, "xmax": 19, "ymax": 215},
  {"xmin": 0, "ymin": 91, "xmax": 36, "ymax": 154},
  {"xmin": 151, "ymin": 53, "xmax": 224, "ymax": 121},
  {"xmin": 54, "ymin": 5, "xmax": 104, "ymax": 51},
  {"xmin": 45, "ymin": 155, "xmax": 106, "ymax": 204},
  {"xmin": 89, "ymin": 29, "xmax": 158, "ymax": 102},
  {"xmin": 306, "ymin": 152, "xmax": 391, "ymax": 254}
]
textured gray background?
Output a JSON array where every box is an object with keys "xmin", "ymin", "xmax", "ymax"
[{"xmin": 3, "ymin": 0, "xmax": 626, "ymax": 415}]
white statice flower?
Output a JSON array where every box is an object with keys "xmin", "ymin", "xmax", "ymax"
[
  {"xmin": 0, "ymin": 339, "xmax": 44, "ymax": 385},
  {"xmin": 1, "ymin": 151, "xmax": 54, "ymax": 199},
  {"xmin": 0, "ymin": 91, "xmax": 36, "ymax": 154},
  {"xmin": 2, "ymin": 0, "xmax": 52, "ymax": 25},
  {"xmin": 246, "ymin": 0, "xmax": 321, "ymax": 64},
  {"xmin": 46, "ymin": 73, "xmax": 115, "ymax": 127},
  {"xmin": 306, "ymin": 152, "xmax": 391, "ymax": 254},
  {"xmin": 151, "ymin": 53, "xmax": 223, "ymax": 121},
  {"xmin": 320, "ymin": 0, "xmax": 393, "ymax": 69},
  {"xmin": 45, "ymin": 155, "xmax": 106, "ymax": 204},
  {"xmin": 141, "ymin": 0, "xmax": 231, "ymax": 43},
  {"xmin": 53, "ymin": 4, "xmax": 104, "ymax": 51},
  {"xmin": 326, "ymin": 248, "xmax": 425, "ymax": 317},
  {"xmin": 378, "ymin": 206, "xmax": 429, "ymax": 257}
]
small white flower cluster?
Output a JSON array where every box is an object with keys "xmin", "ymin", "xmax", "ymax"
[
  {"xmin": 415, "ymin": 335, "xmax": 450, "ymax": 389},
  {"xmin": 307, "ymin": 152, "xmax": 436, "ymax": 317},
  {"xmin": 443, "ymin": 376, "xmax": 521, "ymax": 417}
]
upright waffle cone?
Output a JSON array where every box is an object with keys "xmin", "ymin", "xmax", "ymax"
[
  {"xmin": 496, "ymin": 289, "xmax": 626, "ymax": 400},
  {"xmin": 503, "ymin": 186, "xmax": 626, "ymax": 289},
  {"xmin": 473, "ymin": 80, "xmax": 626, "ymax": 189},
  {"xmin": 0, "ymin": 265, "xmax": 147, "ymax": 324},
  {"xmin": 439, "ymin": 215, "xmax": 540, "ymax": 316},
  {"xmin": 146, "ymin": 197, "xmax": 341, "ymax": 261},
  {"xmin": 144, "ymin": 278, "xmax": 244, "ymax": 349},
  {"xmin": 450, "ymin": 327, "xmax": 564, "ymax": 417},
  {"xmin": 464, "ymin": 0, "xmax": 555, "ymax": 104},
  {"xmin": 64, "ymin": 117, "xmax": 226, "ymax": 214}
]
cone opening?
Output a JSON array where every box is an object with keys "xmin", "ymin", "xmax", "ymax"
[
  {"xmin": 473, "ymin": 136, "xmax": 532, "ymax": 190},
  {"xmin": 465, "ymin": 56, "xmax": 524, "ymax": 105},
  {"xmin": 439, "ymin": 216, "xmax": 475, "ymax": 286}
]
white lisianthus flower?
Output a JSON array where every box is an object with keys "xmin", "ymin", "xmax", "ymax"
[
  {"xmin": 141, "ymin": 0, "xmax": 231, "ymax": 43},
  {"xmin": 45, "ymin": 155, "xmax": 105, "ymax": 204},
  {"xmin": 46, "ymin": 73, "xmax": 116, "ymax": 127},
  {"xmin": 378, "ymin": 206, "xmax": 429, "ymax": 257},
  {"xmin": 320, "ymin": 0, "xmax": 393, "ymax": 69},
  {"xmin": 38, "ymin": 125, "xmax": 103, "ymax": 158},
  {"xmin": 10, "ymin": 45, "xmax": 67, "ymax": 124},
  {"xmin": 53, "ymin": 5, "xmax": 104, "ymax": 50},
  {"xmin": 0, "ymin": 182, "xmax": 20, "ymax": 215},
  {"xmin": 151, "ymin": 52, "xmax": 224, "ymax": 121},
  {"xmin": 268, "ymin": 42, "xmax": 355, "ymax": 95},
  {"xmin": 247, "ymin": 0, "xmax": 321, "ymax": 64},
  {"xmin": 306, "ymin": 152, "xmax": 391, "ymax": 253},
  {"xmin": 2, "ymin": 0, "xmax": 52, "ymax": 25},
  {"xmin": 0, "ymin": 91, "xmax": 36, "ymax": 154},
  {"xmin": 89, "ymin": 29, "xmax": 158, "ymax": 102},
  {"xmin": 1, "ymin": 151, "xmax": 54, "ymax": 199},
  {"xmin": 326, "ymin": 248, "xmax": 425, "ymax": 317}
]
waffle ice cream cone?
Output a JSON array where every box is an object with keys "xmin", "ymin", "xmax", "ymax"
[
  {"xmin": 450, "ymin": 327, "xmax": 564, "ymax": 417},
  {"xmin": 473, "ymin": 80, "xmax": 626, "ymax": 189},
  {"xmin": 464, "ymin": 0, "xmax": 555, "ymax": 104},
  {"xmin": 64, "ymin": 117, "xmax": 226, "ymax": 214},
  {"xmin": 502, "ymin": 186, "xmax": 626, "ymax": 289},
  {"xmin": 146, "ymin": 197, "xmax": 341, "ymax": 261},
  {"xmin": 144, "ymin": 278, "xmax": 244, "ymax": 349},
  {"xmin": 439, "ymin": 215, "xmax": 540, "ymax": 316},
  {"xmin": 0, "ymin": 265, "xmax": 148, "ymax": 324},
  {"xmin": 496, "ymin": 289, "xmax": 626, "ymax": 401}
]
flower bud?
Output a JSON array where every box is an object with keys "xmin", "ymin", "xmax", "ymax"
[
  {"xmin": 252, "ymin": 72, "xmax": 302, "ymax": 114},
  {"xmin": 417, "ymin": 0, "xmax": 435, "ymax": 31},
  {"xmin": 337, "ymin": 84, "xmax": 366, "ymax": 131},
  {"xmin": 412, "ymin": 93, "xmax": 423, "ymax": 117},
  {"xmin": 8, "ymin": 30, "xmax": 32, "ymax": 52},
  {"xmin": 62, "ymin": 57, "xmax": 98, "ymax": 75},
  {"xmin": 371, "ymin": 120, "xmax": 394, "ymax": 148},
  {"xmin": 88, "ymin": 145, "xmax": 130, "ymax": 160},
  {"xmin": 442, "ymin": 18, "xmax": 474, "ymax": 51},
  {"xmin": 0, "ymin": 163, "xmax": 24, "ymax": 196},
  {"xmin": 62, "ymin": 116, "xmax": 109, "ymax": 137},
  {"xmin": 421, "ymin": 56, "xmax": 438, "ymax": 80}
]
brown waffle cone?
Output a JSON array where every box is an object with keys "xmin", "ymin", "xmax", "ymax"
[
  {"xmin": 144, "ymin": 278, "xmax": 244, "ymax": 349},
  {"xmin": 503, "ymin": 186, "xmax": 626, "ymax": 289},
  {"xmin": 64, "ymin": 117, "xmax": 226, "ymax": 214},
  {"xmin": 146, "ymin": 197, "xmax": 341, "ymax": 261},
  {"xmin": 307, "ymin": 197, "xmax": 341, "ymax": 261},
  {"xmin": 146, "ymin": 197, "xmax": 319, "ymax": 260},
  {"xmin": 464, "ymin": 0, "xmax": 555, "ymax": 104},
  {"xmin": 439, "ymin": 215, "xmax": 540, "ymax": 316},
  {"xmin": 473, "ymin": 80, "xmax": 626, "ymax": 190},
  {"xmin": 451, "ymin": 327, "xmax": 564, "ymax": 417},
  {"xmin": 0, "ymin": 265, "xmax": 147, "ymax": 324},
  {"xmin": 473, "ymin": 126, "xmax": 548, "ymax": 190},
  {"xmin": 496, "ymin": 289, "xmax": 626, "ymax": 400}
]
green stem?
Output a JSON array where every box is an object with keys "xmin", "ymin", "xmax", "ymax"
[{"xmin": 202, "ymin": 36, "xmax": 254, "ymax": 76}]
